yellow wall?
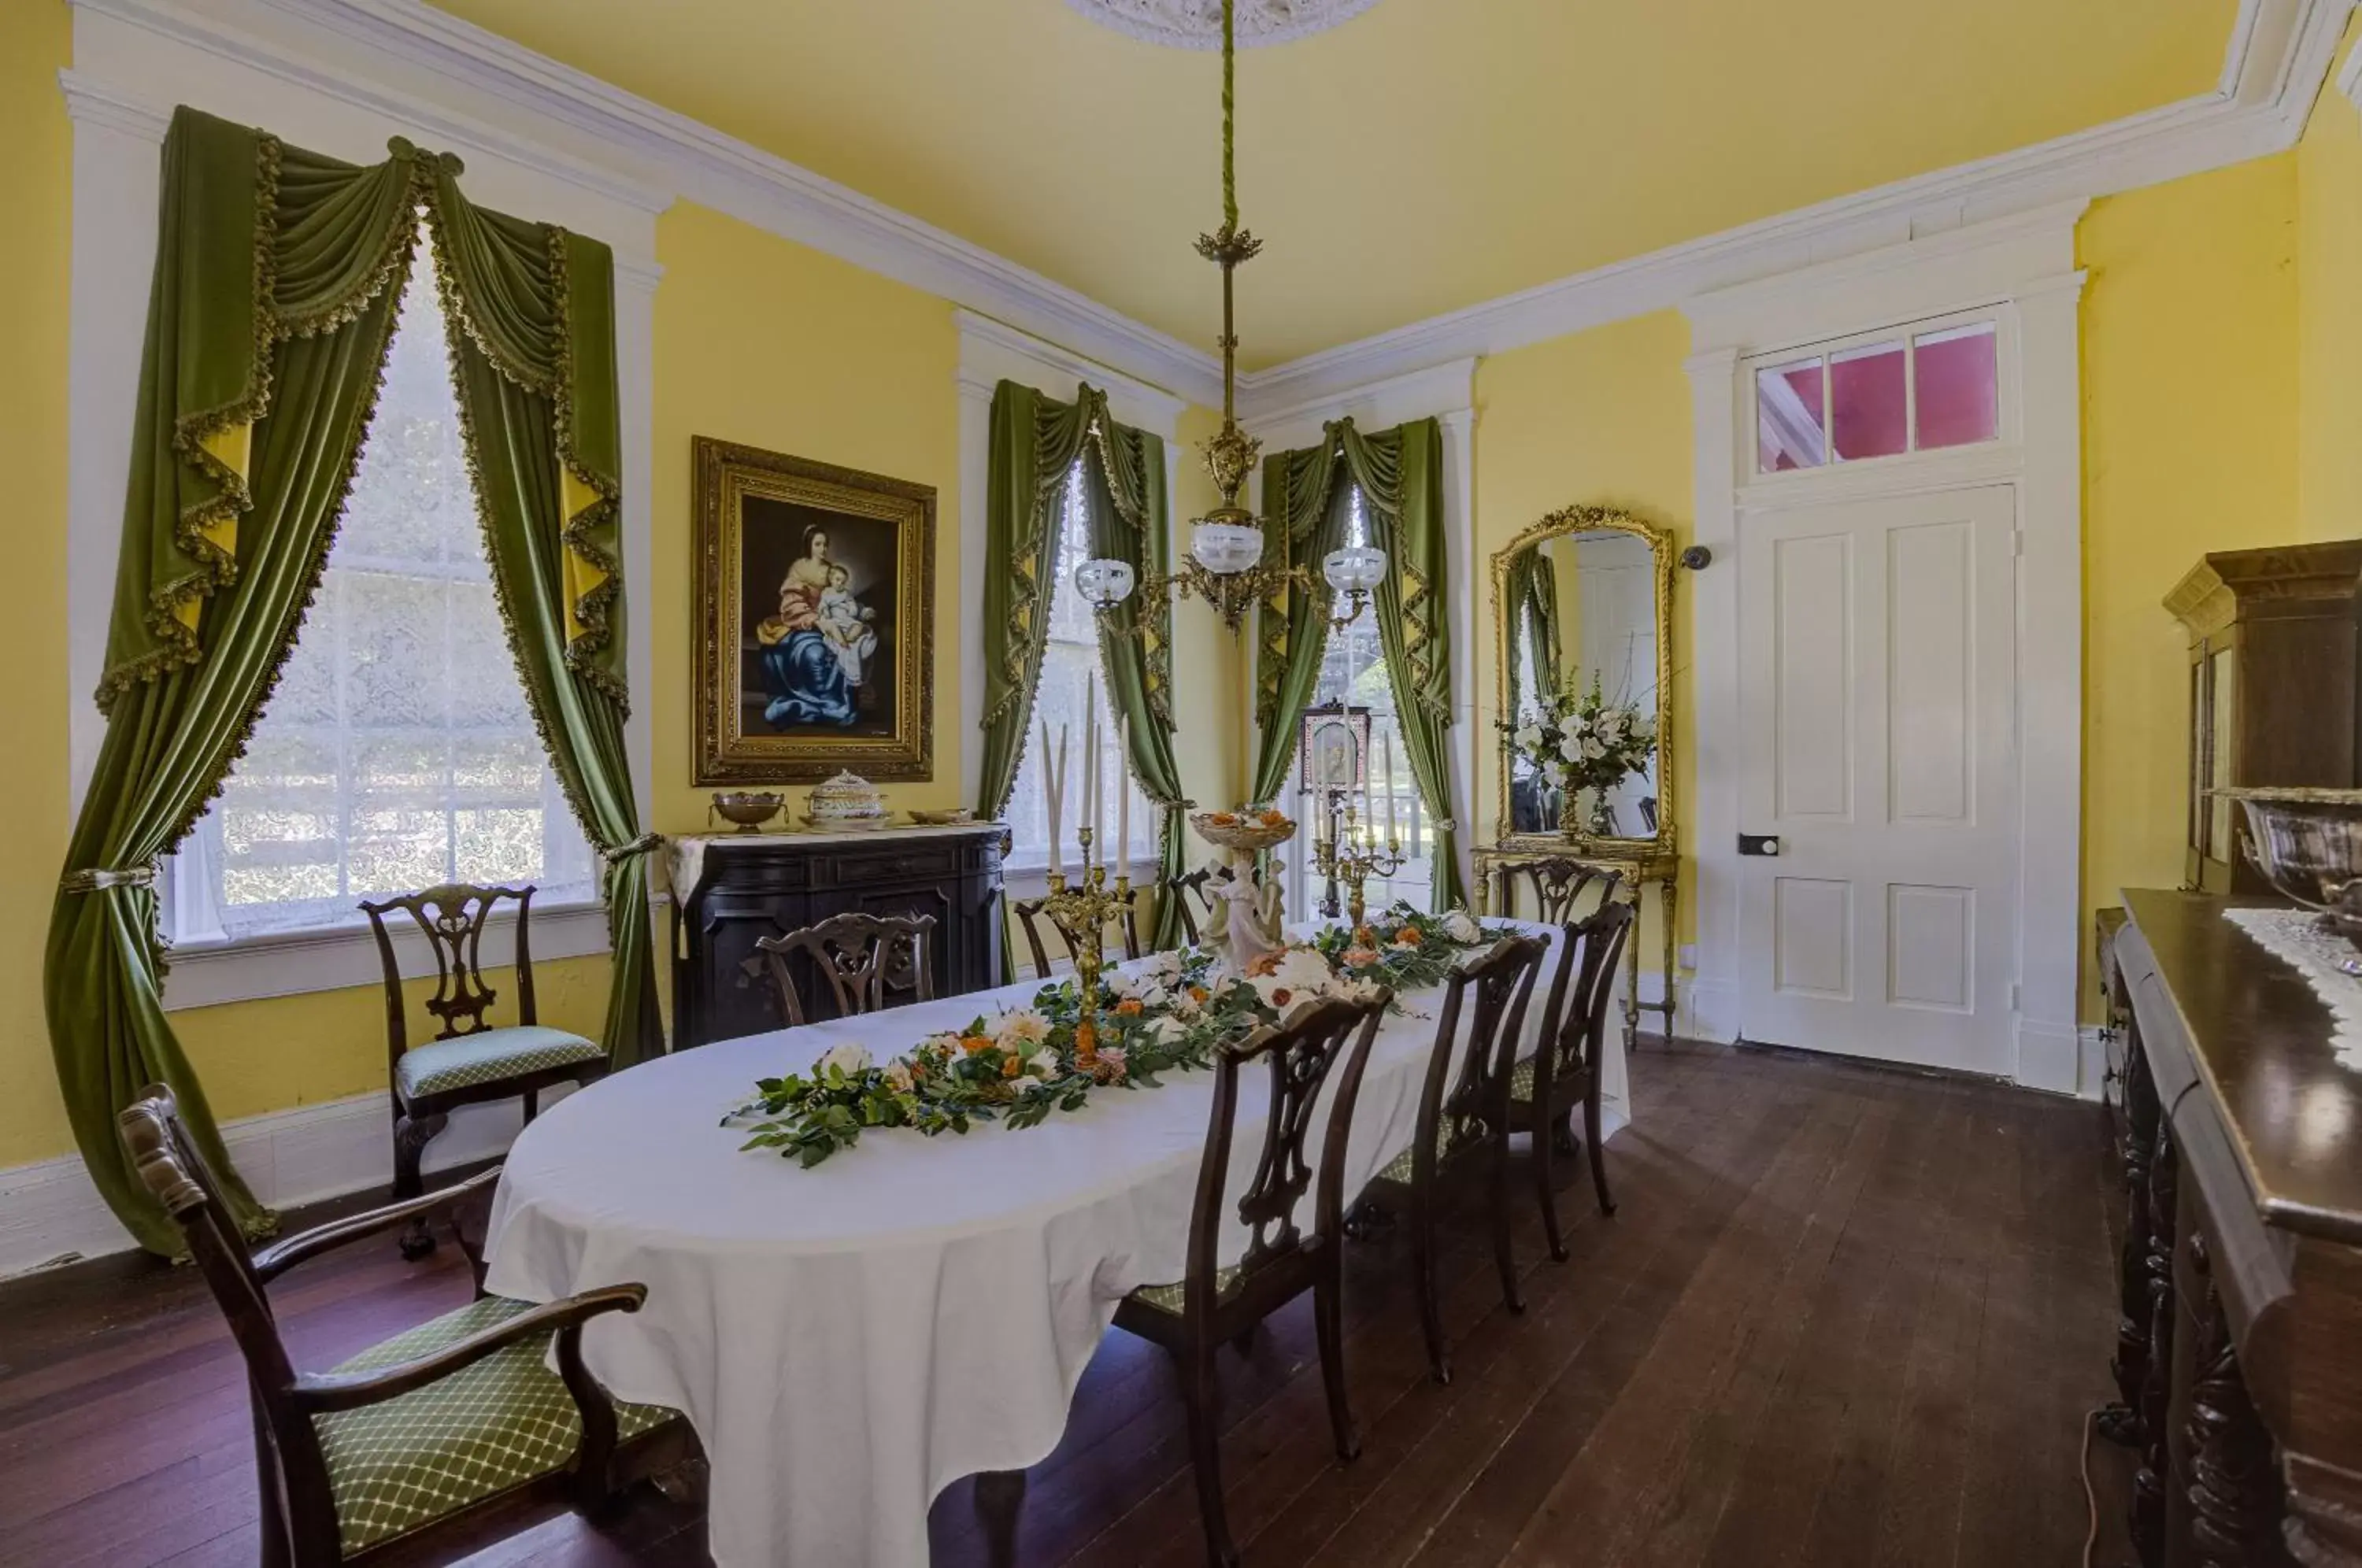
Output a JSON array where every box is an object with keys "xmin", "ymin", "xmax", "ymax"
[
  {"xmin": 0, "ymin": 1, "xmax": 76, "ymax": 1167},
  {"xmin": 1470, "ymin": 309, "xmax": 1698, "ymax": 971},
  {"xmin": 2297, "ymin": 18, "xmax": 2362, "ymax": 540},
  {"xmin": 2078, "ymin": 155, "xmax": 2302, "ymax": 1008}
]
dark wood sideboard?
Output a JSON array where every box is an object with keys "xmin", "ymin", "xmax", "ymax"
[
  {"xmin": 2108, "ymin": 889, "xmax": 2362, "ymax": 1567},
  {"xmin": 666, "ymin": 823, "xmax": 1006, "ymax": 1048}
]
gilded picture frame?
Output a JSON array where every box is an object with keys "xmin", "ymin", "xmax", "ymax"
[{"xmin": 693, "ymin": 437, "xmax": 935, "ymax": 784}]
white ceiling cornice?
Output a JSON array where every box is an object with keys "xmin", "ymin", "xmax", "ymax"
[
  {"xmin": 1064, "ymin": 0, "xmax": 1386, "ymax": 50},
  {"xmin": 65, "ymin": 0, "xmax": 2355, "ymax": 417}
]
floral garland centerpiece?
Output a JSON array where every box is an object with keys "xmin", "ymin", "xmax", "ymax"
[
  {"xmin": 730, "ymin": 901, "xmax": 1496, "ymax": 1168},
  {"xmin": 1504, "ymin": 672, "xmax": 1657, "ymax": 837}
]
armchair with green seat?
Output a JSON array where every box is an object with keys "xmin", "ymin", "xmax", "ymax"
[{"xmin": 117, "ymin": 1088, "xmax": 695, "ymax": 1566}]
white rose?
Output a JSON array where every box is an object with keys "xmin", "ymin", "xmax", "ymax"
[
  {"xmin": 1010, "ymin": 1074, "xmax": 1050, "ymax": 1095},
  {"xmin": 1105, "ymin": 970, "xmax": 1143, "ymax": 1000},
  {"xmin": 1513, "ymin": 723, "xmax": 1545, "ymax": 751},
  {"xmin": 1024, "ymin": 1048, "xmax": 1061, "ymax": 1081},
  {"xmin": 1145, "ymin": 950, "xmax": 1186, "ymax": 983},
  {"xmin": 1443, "ymin": 909, "xmax": 1482, "ymax": 944},
  {"xmin": 993, "ymin": 1008, "xmax": 1051, "ymax": 1047},
  {"xmin": 1146, "ymin": 1015, "xmax": 1188, "ymax": 1045},
  {"xmin": 1558, "ymin": 736, "xmax": 1583, "ymax": 763},
  {"xmin": 1170, "ymin": 988, "xmax": 1205, "ymax": 1019},
  {"xmin": 1582, "ymin": 737, "xmax": 1606, "ymax": 760},
  {"xmin": 1331, "ymin": 974, "xmax": 1386, "ymax": 1005},
  {"xmin": 813, "ymin": 1042, "xmax": 873, "ymax": 1078},
  {"xmin": 882, "ymin": 1062, "xmax": 915, "ymax": 1094}
]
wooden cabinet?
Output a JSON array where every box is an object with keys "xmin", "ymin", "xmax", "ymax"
[
  {"xmin": 665, "ymin": 823, "xmax": 1005, "ymax": 1048},
  {"xmin": 2164, "ymin": 541, "xmax": 2362, "ymax": 893}
]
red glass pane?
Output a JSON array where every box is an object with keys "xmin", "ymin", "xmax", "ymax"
[
  {"xmin": 1829, "ymin": 342, "xmax": 1906, "ymax": 460},
  {"xmin": 1756, "ymin": 358, "xmax": 1825, "ymax": 472},
  {"xmin": 1916, "ymin": 324, "xmax": 1997, "ymax": 449}
]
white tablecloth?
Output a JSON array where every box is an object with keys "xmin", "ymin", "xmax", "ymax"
[{"xmin": 483, "ymin": 920, "xmax": 1625, "ymax": 1567}]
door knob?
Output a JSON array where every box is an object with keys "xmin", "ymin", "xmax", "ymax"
[{"xmin": 1738, "ymin": 834, "xmax": 1781, "ymax": 857}]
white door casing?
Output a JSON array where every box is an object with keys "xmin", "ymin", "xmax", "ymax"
[
  {"xmin": 1734, "ymin": 486, "xmax": 2018, "ymax": 1074},
  {"xmin": 1683, "ymin": 203, "xmax": 2087, "ymax": 1093}
]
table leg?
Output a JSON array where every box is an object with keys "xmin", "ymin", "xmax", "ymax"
[
  {"xmin": 1659, "ymin": 874, "xmax": 1679, "ymax": 1042},
  {"xmin": 975, "ymin": 1469, "xmax": 1027, "ymax": 1568},
  {"xmin": 1622, "ymin": 882, "xmax": 1643, "ymax": 1053}
]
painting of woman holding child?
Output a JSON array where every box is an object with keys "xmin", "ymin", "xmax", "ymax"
[
  {"xmin": 694, "ymin": 437, "xmax": 935, "ymax": 785},
  {"xmin": 754, "ymin": 527, "xmax": 879, "ymax": 728}
]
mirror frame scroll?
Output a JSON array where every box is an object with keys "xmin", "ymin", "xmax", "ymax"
[{"xmin": 1489, "ymin": 504, "xmax": 1677, "ymax": 860}]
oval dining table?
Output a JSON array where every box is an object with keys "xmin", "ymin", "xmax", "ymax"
[{"xmin": 483, "ymin": 919, "xmax": 1626, "ymax": 1568}]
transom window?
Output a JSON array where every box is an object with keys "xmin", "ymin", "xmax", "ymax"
[
  {"xmin": 1004, "ymin": 460, "xmax": 1156, "ymax": 871},
  {"xmin": 1754, "ymin": 316, "xmax": 1998, "ymax": 474},
  {"xmin": 165, "ymin": 238, "xmax": 594, "ymax": 945}
]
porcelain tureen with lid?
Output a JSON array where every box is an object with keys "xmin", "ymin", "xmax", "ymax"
[{"xmin": 803, "ymin": 770, "xmax": 890, "ymax": 830}]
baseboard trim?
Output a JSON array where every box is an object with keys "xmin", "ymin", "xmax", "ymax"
[
  {"xmin": 2014, "ymin": 1019, "xmax": 2084, "ymax": 1098},
  {"xmin": 0, "ymin": 1087, "xmax": 566, "ymax": 1280}
]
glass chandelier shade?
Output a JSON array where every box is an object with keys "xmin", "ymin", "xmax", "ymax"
[
  {"xmin": 1322, "ymin": 544, "xmax": 1386, "ymax": 594},
  {"xmin": 1073, "ymin": 556, "xmax": 1136, "ymax": 610},
  {"xmin": 1190, "ymin": 520, "xmax": 1266, "ymax": 575}
]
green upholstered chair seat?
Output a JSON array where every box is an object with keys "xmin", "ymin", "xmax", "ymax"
[
  {"xmin": 1509, "ymin": 1056, "xmax": 1538, "ymax": 1103},
  {"xmin": 1130, "ymin": 1263, "xmax": 1246, "ymax": 1316},
  {"xmin": 314, "ymin": 1294, "xmax": 673, "ymax": 1556},
  {"xmin": 1376, "ymin": 1116, "xmax": 1485, "ymax": 1185},
  {"xmin": 394, "ymin": 1026, "xmax": 602, "ymax": 1101}
]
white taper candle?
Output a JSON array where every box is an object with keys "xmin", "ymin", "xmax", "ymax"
[{"xmin": 1116, "ymin": 711, "xmax": 1130, "ymax": 866}]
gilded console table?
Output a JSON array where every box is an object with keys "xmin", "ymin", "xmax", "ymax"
[
  {"xmin": 1472, "ymin": 843, "xmax": 1679, "ymax": 1048},
  {"xmin": 2107, "ymin": 889, "xmax": 2362, "ymax": 1567}
]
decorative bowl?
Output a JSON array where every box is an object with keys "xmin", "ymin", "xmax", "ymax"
[
  {"xmin": 802, "ymin": 769, "xmax": 890, "ymax": 831},
  {"xmin": 2223, "ymin": 786, "xmax": 2362, "ymax": 945},
  {"xmin": 908, "ymin": 808, "xmax": 975, "ymax": 826},
  {"xmin": 1190, "ymin": 806, "xmax": 1297, "ymax": 853},
  {"xmin": 710, "ymin": 790, "xmax": 784, "ymax": 833}
]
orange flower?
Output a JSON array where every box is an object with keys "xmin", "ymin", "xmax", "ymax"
[
  {"xmin": 1001, "ymin": 1054, "xmax": 1023, "ymax": 1078},
  {"xmin": 1115, "ymin": 997, "xmax": 1143, "ymax": 1016},
  {"xmin": 1270, "ymin": 988, "xmax": 1293, "ymax": 1006},
  {"xmin": 1188, "ymin": 986, "xmax": 1209, "ymax": 1004},
  {"xmin": 1258, "ymin": 808, "xmax": 1288, "ymax": 827},
  {"xmin": 1209, "ymin": 810, "xmax": 1238, "ymax": 826},
  {"xmin": 961, "ymin": 1034, "xmax": 994, "ymax": 1056},
  {"xmin": 1245, "ymin": 950, "xmax": 1283, "ymax": 977},
  {"xmin": 1342, "ymin": 946, "xmax": 1379, "ymax": 968},
  {"xmin": 1352, "ymin": 925, "xmax": 1375, "ymax": 946},
  {"xmin": 1394, "ymin": 926, "xmax": 1423, "ymax": 947}
]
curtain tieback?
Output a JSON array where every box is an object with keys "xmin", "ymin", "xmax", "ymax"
[
  {"xmin": 1146, "ymin": 793, "xmax": 1197, "ymax": 814},
  {"xmin": 60, "ymin": 864, "xmax": 157, "ymax": 894},
  {"xmin": 601, "ymin": 833, "xmax": 665, "ymax": 864}
]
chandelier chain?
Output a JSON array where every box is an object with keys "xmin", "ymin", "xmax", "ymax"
[{"xmin": 1222, "ymin": 0, "xmax": 1238, "ymax": 231}]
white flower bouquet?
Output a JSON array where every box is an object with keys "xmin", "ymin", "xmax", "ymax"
[{"xmin": 1504, "ymin": 673, "xmax": 1657, "ymax": 835}]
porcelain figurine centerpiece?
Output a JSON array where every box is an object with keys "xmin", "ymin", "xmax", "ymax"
[
  {"xmin": 802, "ymin": 770, "xmax": 890, "ymax": 830},
  {"xmin": 1190, "ymin": 807, "xmax": 1294, "ymax": 976}
]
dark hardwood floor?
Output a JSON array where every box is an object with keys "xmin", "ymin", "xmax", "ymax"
[{"xmin": 0, "ymin": 1041, "xmax": 2123, "ymax": 1567}]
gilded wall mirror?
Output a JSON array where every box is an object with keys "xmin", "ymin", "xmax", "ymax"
[{"xmin": 1491, "ymin": 505, "xmax": 1675, "ymax": 854}]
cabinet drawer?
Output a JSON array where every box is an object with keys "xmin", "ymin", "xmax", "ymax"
[{"xmin": 826, "ymin": 845, "xmax": 963, "ymax": 886}]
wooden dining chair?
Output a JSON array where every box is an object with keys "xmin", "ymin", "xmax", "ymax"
[
  {"xmin": 1516, "ymin": 899, "xmax": 1637, "ymax": 1261},
  {"xmin": 1009, "ymin": 893, "xmax": 1142, "ymax": 980},
  {"xmin": 1113, "ymin": 990, "xmax": 1391, "ymax": 1568},
  {"xmin": 1165, "ymin": 867, "xmax": 1218, "ymax": 946},
  {"xmin": 1494, "ymin": 858, "xmax": 1623, "ymax": 924},
  {"xmin": 115, "ymin": 1087, "xmax": 694, "ymax": 1566},
  {"xmin": 359, "ymin": 883, "xmax": 606, "ymax": 1259},
  {"xmin": 1361, "ymin": 931, "xmax": 1551, "ymax": 1381},
  {"xmin": 746, "ymin": 910, "xmax": 937, "ymax": 1026}
]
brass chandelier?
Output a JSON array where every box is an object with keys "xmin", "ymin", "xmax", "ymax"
[{"xmin": 1076, "ymin": 0, "xmax": 1331, "ymax": 635}]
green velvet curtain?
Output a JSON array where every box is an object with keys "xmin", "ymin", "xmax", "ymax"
[
  {"xmin": 1078, "ymin": 409, "xmax": 1194, "ymax": 950},
  {"xmin": 1250, "ymin": 416, "xmax": 1465, "ymax": 912},
  {"xmin": 418, "ymin": 164, "xmax": 662, "ymax": 1070},
  {"xmin": 1503, "ymin": 541, "xmax": 1560, "ymax": 721},
  {"xmin": 45, "ymin": 108, "xmax": 653, "ymax": 1256},
  {"xmin": 977, "ymin": 381, "xmax": 1192, "ymax": 953}
]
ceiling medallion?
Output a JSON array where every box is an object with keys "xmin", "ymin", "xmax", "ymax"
[{"xmin": 1065, "ymin": 0, "xmax": 1385, "ymax": 50}]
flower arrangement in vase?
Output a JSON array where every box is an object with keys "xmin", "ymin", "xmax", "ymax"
[{"xmin": 1504, "ymin": 673, "xmax": 1657, "ymax": 838}]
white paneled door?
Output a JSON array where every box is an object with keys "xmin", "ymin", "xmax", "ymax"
[{"xmin": 1734, "ymin": 486, "xmax": 2018, "ymax": 1074}]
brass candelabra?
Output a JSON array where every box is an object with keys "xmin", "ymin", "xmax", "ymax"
[
  {"xmin": 1041, "ymin": 825, "xmax": 1135, "ymax": 1071},
  {"xmin": 1313, "ymin": 804, "xmax": 1405, "ymax": 931}
]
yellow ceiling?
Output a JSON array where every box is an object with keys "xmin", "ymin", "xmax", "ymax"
[{"xmin": 431, "ymin": 0, "xmax": 2237, "ymax": 369}]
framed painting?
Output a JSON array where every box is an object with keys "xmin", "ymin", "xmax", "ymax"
[{"xmin": 693, "ymin": 438, "xmax": 935, "ymax": 784}]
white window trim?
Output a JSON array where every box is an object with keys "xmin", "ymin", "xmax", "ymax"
[
  {"xmin": 1679, "ymin": 201, "xmax": 2087, "ymax": 1092},
  {"xmin": 62, "ymin": 22, "xmax": 664, "ymax": 1012}
]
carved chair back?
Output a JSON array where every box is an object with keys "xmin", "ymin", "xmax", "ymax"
[
  {"xmin": 1502, "ymin": 860, "xmax": 1623, "ymax": 925},
  {"xmin": 750, "ymin": 911, "xmax": 937, "ymax": 1027},
  {"xmin": 118, "ymin": 1088, "xmax": 339, "ymax": 1558},
  {"xmin": 1009, "ymin": 895, "xmax": 1142, "ymax": 981},
  {"xmin": 358, "ymin": 883, "xmax": 541, "ymax": 1061},
  {"xmin": 1178, "ymin": 992, "xmax": 1390, "ymax": 1322},
  {"xmin": 1166, "ymin": 868, "xmax": 1217, "ymax": 946},
  {"xmin": 1414, "ymin": 933, "xmax": 1551, "ymax": 1176},
  {"xmin": 1529, "ymin": 900, "xmax": 1636, "ymax": 1110}
]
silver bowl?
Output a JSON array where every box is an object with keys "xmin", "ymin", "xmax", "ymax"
[
  {"xmin": 2223, "ymin": 786, "xmax": 2362, "ymax": 946},
  {"xmin": 710, "ymin": 790, "xmax": 785, "ymax": 833}
]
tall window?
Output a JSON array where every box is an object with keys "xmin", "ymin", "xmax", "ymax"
[
  {"xmin": 165, "ymin": 237, "xmax": 594, "ymax": 945},
  {"xmin": 1287, "ymin": 487, "xmax": 1432, "ymax": 914},
  {"xmin": 1004, "ymin": 460, "xmax": 1154, "ymax": 871}
]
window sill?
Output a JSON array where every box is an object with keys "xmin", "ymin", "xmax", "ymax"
[{"xmin": 159, "ymin": 897, "xmax": 661, "ymax": 1013}]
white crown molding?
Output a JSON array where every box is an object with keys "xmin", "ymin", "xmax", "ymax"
[
  {"xmin": 57, "ymin": 68, "xmax": 169, "ymax": 142},
  {"xmin": 61, "ymin": 0, "xmax": 2353, "ymax": 421},
  {"xmin": 2339, "ymin": 29, "xmax": 2362, "ymax": 109},
  {"xmin": 954, "ymin": 309, "xmax": 1189, "ymax": 439},
  {"xmin": 1230, "ymin": 0, "xmax": 2353, "ymax": 418},
  {"xmin": 1064, "ymin": 0, "xmax": 1386, "ymax": 50}
]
